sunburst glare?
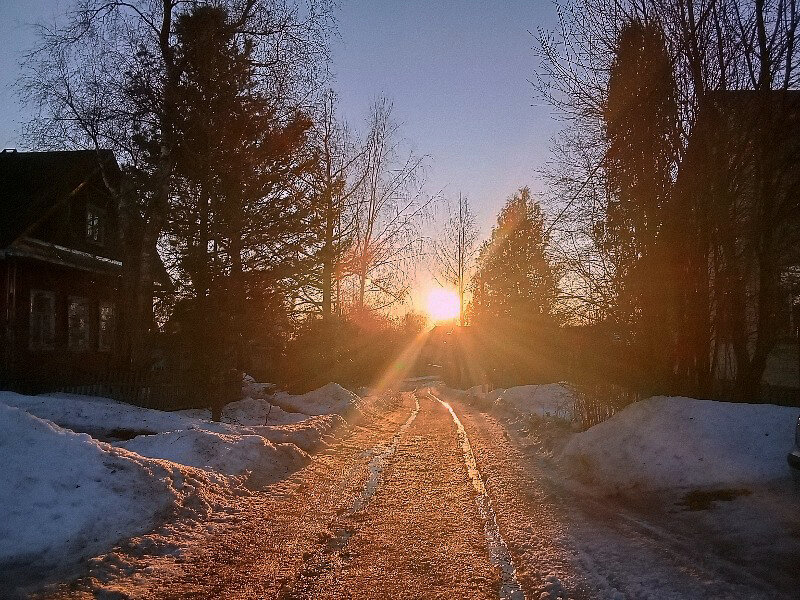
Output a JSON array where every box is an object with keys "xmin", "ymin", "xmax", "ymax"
[{"xmin": 426, "ymin": 288, "xmax": 460, "ymax": 322}]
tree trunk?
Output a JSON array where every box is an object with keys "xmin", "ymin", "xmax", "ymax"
[{"xmin": 321, "ymin": 190, "xmax": 335, "ymax": 320}]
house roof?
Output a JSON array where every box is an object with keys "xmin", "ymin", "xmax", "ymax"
[
  {"xmin": 691, "ymin": 89, "xmax": 800, "ymax": 148},
  {"xmin": 0, "ymin": 149, "xmax": 120, "ymax": 249},
  {"xmin": 1, "ymin": 236, "xmax": 123, "ymax": 276}
]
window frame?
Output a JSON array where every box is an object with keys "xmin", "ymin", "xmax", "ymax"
[
  {"xmin": 67, "ymin": 296, "xmax": 92, "ymax": 352},
  {"xmin": 98, "ymin": 301, "xmax": 116, "ymax": 352},
  {"xmin": 29, "ymin": 290, "xmax": 56, "ymax": 351},
  {"xmin": 86, "ymin": 204, "xmax": 106, "ymax": 246}
]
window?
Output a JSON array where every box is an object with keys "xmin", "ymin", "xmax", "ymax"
[
  {"xmin": 98, "ymin": 302, "xmax": 116, "ymax": 352},
  {"xmin": 68, "ymin": 297, "xmax": 91, "ymax": 351},
  {"xmin": 29, "ymin": 290, "xmax": 55, "ymax": 350},
  {"xmin": 86, "ymin": 205, "xmax": 105, "ymax": 245}
]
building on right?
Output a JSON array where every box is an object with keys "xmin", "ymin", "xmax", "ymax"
[{"xmin": 675, "ymin": 90, "xmax": 800, "ymax": 403}]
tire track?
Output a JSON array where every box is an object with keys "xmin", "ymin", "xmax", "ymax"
[
  {"xmin": 425, "ymin": 389, "xmax": 525, "ymax": 600},
  {"xmin": 278, "ymin": 394, "xmax": 421, "ymax": 598}
]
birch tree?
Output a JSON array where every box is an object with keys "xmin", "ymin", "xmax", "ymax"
[
  {"xmin": 348, "ymin": 98, "xmax": 432, "ymax": 312},
  {"xmin": 432, "ymin": 194, "xmax": 479, "ymax": 326}
]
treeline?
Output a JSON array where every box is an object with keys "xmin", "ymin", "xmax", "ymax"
[
  {"xmin": 532, "ymin": 0, "xmax": 800, "ymax": 400},
  {"xmin": 23, "ymin": 0, "xmax": 430, "ymax": 391},
  {"xmin": 428, "ymin": 186, "xmax": 565, "ymax": 388}
]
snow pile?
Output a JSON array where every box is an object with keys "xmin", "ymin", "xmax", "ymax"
[
  {"xmin": 495, "ymin": 384, "xmax": 575, "ymax": 420},
  {"xmin": 0, "ymin": 382, "xmax": 361, "ymax": 580},
  {"xmin": 120, "ymin": 429, "xmax": 309, "ymax": 487},
  {"xmin": 0, "ymin": 404, "xmax": 218, "ymax": 571},
  {"xmin": 0, "ymin": 391, "xmax": 320, "ymax": 484},
  {"xmin": 251, "ymin": 414, "xmax": 346, "ymax": 453},
  {"xmin": 271, "ymin": 383, "xmax": 362, "ymax": 417},
  {"xmin": 221, "ymin": 396, "xmax": 307, "ymax": 426},
  {"xmin": 1, "ymin": 384, "xmax": 358, "ymax": 484},
  {"xmin": 0, "ymin": 391, "xmax": 197, "ymax": 438},
  {"xmin": 242, "ymin": 374, "xmax": 275, "ymax": 399},
  {"xmin": 561, "ymin": 396, "xmax": 799, "ymax": 492}
]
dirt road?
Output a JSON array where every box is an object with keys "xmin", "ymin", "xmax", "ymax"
[{"xmin": 39, "ymin": 389, "xmax": 798, "ymax": 600}]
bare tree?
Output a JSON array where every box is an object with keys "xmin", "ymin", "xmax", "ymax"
[
  {"xmin": 298, "ymin": 89, "xmax": 366, "ymax": 320},
  {"xmin": 347, "ymin": 97, "xmax": 433, "ymax": 313},
  {"xmin": 432, "ymin": 194, "xmax": 479, "ymax": 325},
  {"xmin": 536, "ymin": 0, "xmax": 800, "ymax": 398}
]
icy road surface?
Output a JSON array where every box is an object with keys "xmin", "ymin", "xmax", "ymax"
[{"xmin": 38, "ymin": 389, "xmax": 799, "ymax": 599}]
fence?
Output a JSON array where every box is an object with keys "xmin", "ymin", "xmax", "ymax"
[{"xmin": 0, "ymin": 370, "xmax": 218, "ymax": 411}]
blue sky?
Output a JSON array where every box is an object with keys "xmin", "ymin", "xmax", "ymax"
[
  {"xmin": 330, "ymin": 1, "xmax": 559, "ymax": 233},
  {"xmin": 0, "ymin": 0, "xmax": 561, "ymax": 310}
]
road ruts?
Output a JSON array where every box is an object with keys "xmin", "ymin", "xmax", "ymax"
[{"xmin": 280, "ymin": 392, "xmax": 501, "ymax": 600}]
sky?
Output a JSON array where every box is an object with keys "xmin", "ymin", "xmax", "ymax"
[{"xmin": 0, "ymin": 0, "xmax": 562, "ymax": 313}]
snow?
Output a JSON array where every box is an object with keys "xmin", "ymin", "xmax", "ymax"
[
  {"xmin": 464, "ymin": 383, "xmax": 575, "ymax": 421},
  {"xmin": 0, "ymin": 391, "xmax": 200, "ymax": 438},
  {"xmin": 0, "ymin": 403, "xmax": 221, "ymax": 571},
  {"xmin": 270, "ymin": 383, "xmax": 362, "ymax": 417},
  {"xmin": 241, "ymin": 374, "xmax": 276, "ymax": 399},
  {"xmin": 0, "ymin": 387, "xmax": 353, "ymax": 483},
  {"xmin": 0, "ymin": 380, "xmax": 361, "ymax": 577},
  {"xmin": 180, "ymin": 397, "xmax": 308, "ymax": 426},
  {"xmin": 495, "ymin": 384, "xmax": 575, "ymax": 420},
  {"xmin": 249, "ymin": 414, "xmax": 347, "ymax": 453},
  {"xmin": 561, "ymin": 396, "xmax": 799, "ymax": 491},
  {"xmin": 120, "ymin": 428, "xmax": 309, "ymax": 488}
]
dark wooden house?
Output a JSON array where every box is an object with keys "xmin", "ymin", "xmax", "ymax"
[
  {"xmin": 677, "ymin": 90, "xmax": 800, "ymax": 400},
  {"xmin": 0, "ymin": 150, "xmax": 124, "ymax": 387}
]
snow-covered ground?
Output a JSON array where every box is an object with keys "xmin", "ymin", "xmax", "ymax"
[
  {"xmin": 462, "ymin": 385, "xmax": 800, "ymax": 598},
  {"xmin": 465, "ymin": 382, "xmax": 575, "ymax": 420},
  {"xmin": 0, "ymin": 404, "xmax": 229, "ymax": 577},
  {"xmin": 462, "ymin": 383, "xmax": 798, "ymax": 494},
  {"xmin": 0, "ymin": 381, "xmax": 361, "ymax": 588},
  {"xmin": 561, "ymin": 395, "xmax": 798, "ymax": 492},
  {"xmin": 270, "ymin": 382, "xmax": 363, "ymax": 416}
]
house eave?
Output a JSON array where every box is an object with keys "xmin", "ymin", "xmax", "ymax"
[{"xmin": 2, "ymin": 237, "xmax": 123, "ymax": 276}]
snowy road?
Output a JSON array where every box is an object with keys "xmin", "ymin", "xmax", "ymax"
[{"xmin": 38, "ymin": 389, "xmax": 799, "ymax": 599}]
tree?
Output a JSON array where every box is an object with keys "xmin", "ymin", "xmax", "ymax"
[
  {"xmin": 163, "ymin": 4, "xmax": 315, "ymax": 383},
  {"xmin": 347, "ymin": 97, "xmax": 432, "ymax": 312},
  {"xmin": 300, "ymin": 90, "xmax": 365, "ymax": 320},
  {"xmin": 22, "ymin": 0, "xmax": 333, "ymax": 369},
  {"xmin": 600, "ymin": 19, "xmax": 681, "ymax": 390},
  {"xmin": 536, "ymin": 0, "xmax": 800, "ymax": 398},
  {"xmin": 432, "ymin": 194, "xmax": 479, "ymax": 326},
  {"xmin": 470, "ymin": 187, "xmax": 560, "ymax": 325}
]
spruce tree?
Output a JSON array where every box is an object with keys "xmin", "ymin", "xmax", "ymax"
[{"xmin": 470, "ymin": 187, "xmax": 559, "ymax": 325}]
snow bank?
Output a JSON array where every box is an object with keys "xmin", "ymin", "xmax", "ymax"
[
  {"xmin": 221, "ymin": 396, "xmax": 307, "ymax": 426},
  {"xmin": 0, "ymin": 382, "xmax": 361, "ymax": 581},
  {"xmin": 1, "ymin": 390, "xmax": 304, "ymax": 436},
  {"xmin": 271, "ymin": 383, "xmax": 362, "ymax": 417},
  {"xmin": 0, "ymin": 404, "xmax": 215, "ymax": 571},
  {"xmin": 250, "ymin": 414, "xmax": 346, "ymax": 453},
  {"xmin": 0, "ymin": 390, "xmax": 198, "ymax": 438},
  {"xmin": 561, "ymin": 396, "xmax": 799, "ymax": 491},
  {"xmin": 484, "ymin": 384, "xmax": 575, "ymax": 420},
  {"xmin": 120, "ymin": 429, "xmax": 309, "ymax": 487},
  {"xmin": 242, "ymin": 374, "xmax": 275, "ymax": 399},
  {"xmin": 1, "ymin": 384, "xmax": 357, "ymax": 486}
]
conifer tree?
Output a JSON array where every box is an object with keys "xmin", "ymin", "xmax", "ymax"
[
  {"xmin": 601, "ymin": 19, "xmax": 680, "ymax": 389},
  {"xmin": 470, "ymin": 187, "xmax": 559, "ymax": 325}
]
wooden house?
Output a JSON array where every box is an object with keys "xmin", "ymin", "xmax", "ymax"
[{"xmin": 0, "ymin": 149, "xmax": 125, "ymax": 387}]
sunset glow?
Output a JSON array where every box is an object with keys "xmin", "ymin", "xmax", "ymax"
[{"xmin": 426, "ymin": 288, "xmax": 460, "ymax": 322}]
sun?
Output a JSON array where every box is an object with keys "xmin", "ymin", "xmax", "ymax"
[{"xmin": 426, "ymin": 288, "xmax": 460, "ymax": 322}]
